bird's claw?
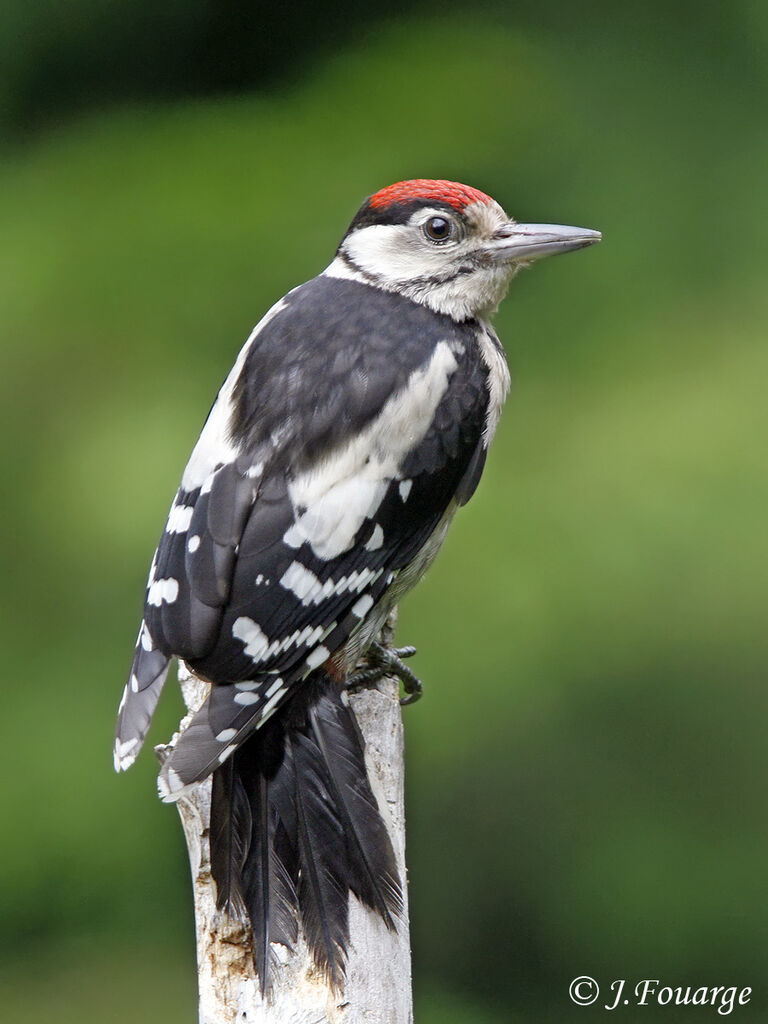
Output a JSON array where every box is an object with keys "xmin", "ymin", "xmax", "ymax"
[{"xmin": 346, "ymin": 642, "xmax": 423, "ymax": 705}]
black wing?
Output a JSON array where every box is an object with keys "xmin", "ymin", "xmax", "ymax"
[{"xmin": 115, "ymin": 276, "xmax": 491, "ymax": 787}]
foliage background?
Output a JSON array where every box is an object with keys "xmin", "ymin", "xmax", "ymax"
[{"xmin": 1, "ymin": 2, "xmax": 766, "ymax": 1021}]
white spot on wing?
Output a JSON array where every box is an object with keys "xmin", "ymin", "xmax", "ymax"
[
  {"xmin": 280, "ymin": 561, "xmax": 321, "ymax": 603},
  {"xmin": 166, "ymin": 503, "xmax": 194, "ymax": 534},
  {"xmin": 294, "ymin": 625, "xmax": 327, "ymax": 650},
  {"xmin": 260, "ymin": 686, "xmax": 287, "ymax": 720},
  {"xmin": 147, "ymin": 577, "xmax": 179, "ymax": 606},
  {"xmin": 233, "ymin": 615, "xmax": 332, "ymax": 666},
  {"xmin": 399, "ymin": 479, "xmax": 412, "ymax": 502},
  {"xmin": 218, "ymin": 744, "xmax": 237, "ymax": 763},
  {"xmin": 233, "ymin": 614, "xmax": 331, "ymax": 663},
  {"xmin": 232, "ymin": 617, "xmax": 270, "ymax": 662},
  {"xmin": 305, "ymin": 645, "xmax": 330, "ymax": 670},
  {"xmin": 140, "ymin": 622, "xmax": 153, "ymax": 651},
  {"xmin": 280, "ymin": 561, "xmax": 381, "ymax": 606},
  {"xmin": 188, "ymin": 534, "xmax": 201, "ymax": 553},
  {"xmin": 365, "ymin": 524, "xmax": 384, "ymax": 550},
  {"xmin": 265, "ymin": 677, "xmax": 285, "ymax": 698},
  {"xmin": 216, "ymin": 728, "xmax": 237, "ymax": 742},
  {"xmin": 234, "ymin": 690, "xmax": 259, "ymax": 705},
  {"xmin": 351, "ymin": 593, "xmax": 374, "ymax": 618}
]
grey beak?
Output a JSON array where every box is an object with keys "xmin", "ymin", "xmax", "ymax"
[{"xmin": 492, "ymin": 222, "xmax": 602, "ymax": 261}]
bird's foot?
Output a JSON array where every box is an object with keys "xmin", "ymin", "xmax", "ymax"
[{"xmin": 346, "ymin": 642, "xmax": 422, "ymax": 705}]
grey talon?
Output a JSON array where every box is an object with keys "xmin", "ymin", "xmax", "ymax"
[{"xmin": 347, "ymin": 641, "xmax": 424, "ymax": 706}]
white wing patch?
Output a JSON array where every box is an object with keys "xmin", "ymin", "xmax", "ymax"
[{"xmin": 286, "ymin": 341, "xmax": 458, "ymax": 560}]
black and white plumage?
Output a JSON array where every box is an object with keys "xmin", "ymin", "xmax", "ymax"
[{"xmin": 115, "ymin": 179, "xmax": 600, "ymax": 991}]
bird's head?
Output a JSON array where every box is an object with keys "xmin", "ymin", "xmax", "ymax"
[{"xmin": 331, "ymin": 179, "xmax": 601, "ymax": 321}]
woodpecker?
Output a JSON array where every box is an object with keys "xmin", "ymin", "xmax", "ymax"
[{"xmin": 115, "ymin": 179, "xmax": 600, "ymax": 991}]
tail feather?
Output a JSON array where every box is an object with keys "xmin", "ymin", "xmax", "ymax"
[
  {"xmin": 241, "ymin": 772, "xmax": 299, "ymax": 993},
  {"xmin": 309, "ymin": 696, "xmax": 402, "ymax": 927},
  {"xmin": 292, "ymin": 730, "xmax": 350, "ymax": 990},
  {"xmin": 243, "ymin": 775, "xmax": 273, "ymax": 988},
  {"xmin": 245, "ymin": 737, "xmax": 300, "ymax": 955},
  {"xmin": 208, "ymin": 678, "xmax": 402, "ymax": 993},
  {"xmin": 212, "ymin": 718, "xmax": 301, "ymax": 994},
  {"xmin": 210, "ymin": 758, "xmax": 251, "ymax": 921},
  {"xmin": 267, "ymin": 820, "xmax": 300, "ymax": 949},
  {"xmin": 262, "ymin": 740, "xmax": 301, "ymax": 952}
]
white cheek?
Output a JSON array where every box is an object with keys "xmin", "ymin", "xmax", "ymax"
[{"xmin": 343, "ymin": 223, "xmax": 456, "ymax": 283}]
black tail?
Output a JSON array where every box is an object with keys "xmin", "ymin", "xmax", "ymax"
[{"xmin": 210, "ymin": 676, "xmax": 403, "ymax": 994}]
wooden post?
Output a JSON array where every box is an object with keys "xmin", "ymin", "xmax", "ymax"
[{"xmin": 156, "ymin": 638, "xmax": 412, "ymax": 1023}]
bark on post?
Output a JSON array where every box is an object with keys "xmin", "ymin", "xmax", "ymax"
[{"xmin": 155, "ymin": 625, "xmax": 413, "ymax": 1024}]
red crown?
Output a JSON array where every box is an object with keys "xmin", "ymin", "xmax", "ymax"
[{"xmin": 368, "ymin": 179, "xmax": 494, "ymax": 211}]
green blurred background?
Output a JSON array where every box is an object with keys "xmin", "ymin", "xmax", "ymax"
[{"xmin": 2, "ymin": 2, "xmax": 766, "ymax": 1021}]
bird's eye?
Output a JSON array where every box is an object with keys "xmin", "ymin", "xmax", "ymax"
[{"xmin": 423, "ymin": 216, "xmax": 455, "ymax": 242}]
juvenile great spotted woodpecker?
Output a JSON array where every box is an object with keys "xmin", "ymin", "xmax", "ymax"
[{"xmin": 115, "ymin": 179, "xmax": 600, "ymax": 990}]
